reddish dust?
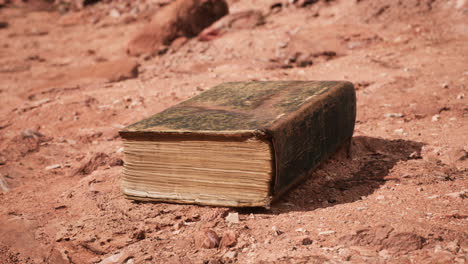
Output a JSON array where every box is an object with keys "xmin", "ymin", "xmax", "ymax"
[{"xmin": 0, "ymin": 0, "xmax": 467, "ymax": 263}]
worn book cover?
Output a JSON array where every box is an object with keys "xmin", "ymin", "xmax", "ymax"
[{"xmin": 120, "ymin": 81, "xmax": 356, "ymax": 207}]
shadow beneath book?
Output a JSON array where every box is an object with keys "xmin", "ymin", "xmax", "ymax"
[{"xmin": 240, "ymin": 136, "xmax": 424, "ymax": 214}]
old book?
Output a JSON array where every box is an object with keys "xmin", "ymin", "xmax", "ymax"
[{"xmin": 119, "ymin": 81, "xmax": 356, "ymax": 207}]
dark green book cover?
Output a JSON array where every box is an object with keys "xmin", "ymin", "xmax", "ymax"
[{"xmin": 120, "ymin": 81, "xmax": 356, "ymax": 207}]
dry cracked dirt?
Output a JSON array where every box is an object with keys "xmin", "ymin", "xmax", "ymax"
[{"xmin": 0, "ymin": 0, "xmax": 467, "ymax": 263}]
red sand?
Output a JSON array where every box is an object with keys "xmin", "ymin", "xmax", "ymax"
[{"xmin": 0, "ymin": 0, "xmax": 467, "ymax": 263}]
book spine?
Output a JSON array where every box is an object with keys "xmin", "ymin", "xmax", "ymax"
[{"xmin": 267, "ymin": 82, "xmax": 356, "ymax": 199}]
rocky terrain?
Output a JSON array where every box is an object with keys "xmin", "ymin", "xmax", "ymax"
[{"xmin": 0, "ymin": 0, "xmax": 467, "ymax": 263}]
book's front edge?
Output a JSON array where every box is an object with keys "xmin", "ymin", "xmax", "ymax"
[
  {"xmin": 119, "ymin": 129, "xmax": 275, "ymax": 208},
  {"xmin": 122, "ymin": 193, "xmax": 272, "ymax": 208},
  {"xmin": 267, "ymin": 81, "xmax": 356, "ymax": 200}
]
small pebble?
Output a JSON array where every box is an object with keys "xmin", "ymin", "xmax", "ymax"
[
  {"xmin": 302, "ymin": 237, "xmax": 313, "ymax": 245},
  {"xmin": 220, "ymin": 231, "xmax": 237, "ymax": 248},
  {"xmin": 225, "ymin": 212, "xmax": 239, "ymax": 224},
  {"xmin": 0, "ymin": 175, "xmax": 9, "ymax": 193},
  {"xmin": 394, "ymin": 128, "xmax": 406, "ymax": 135},
  {"xmin": 318, "ymin": 230, "xmax": 335, "ymax": 236},
  {"xmin": 46, "ymin": 164, "xmax": 62, "ymax": 170},
  {"xmin": 109, "ymin": 9, "xmax": 121, "ymax": 18},
  {"xmin": 195, "ymin": 230, "xmax": 220, "ymax": 249},
  {"xmin": 272, "ymin": 226, "xmax": 283, "ymax": 236},
  {"xmin": 224, "ymin": 251, "xmax": 237, "ymax": 259},
  {"xmin": 384, "ymin": 113, "xmax": 404, "ymax": 118},
  {"xmin": 445, "ymin": 240, "xmax": 460, "ymax": 253},
  {"xmin": 445, "ymin": 190, "xmax": 467, "ymax": 199}
]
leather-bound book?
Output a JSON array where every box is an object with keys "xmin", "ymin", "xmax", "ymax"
[{"xmin": 119, "ymin": 81, "xmax": 356, "ymax": 207}]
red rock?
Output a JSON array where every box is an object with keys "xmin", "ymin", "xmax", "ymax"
[
  {"xmin": 74, "ymin": 152, "xmax": 122, "ymax": 176},
  {"xmin": 195, "ymin": 229, "xmax": 220, "ymax": 249},
  {"xmin": 127, "ymin": 0, "xmax": 228, "ymax": 56},
  {"xmin": 198, "ymin": 10, "xmax": 264, "ymax": 41},
  {"xmin": 32, "ymin": 58, "xmax": 139, "ymax": 97},
  {"xmin": 382, "ymin": 232, "xmax": 425, "ymax": 253},
  {"xmin": 132, "ymin": 230, "xmax": 146, "ymax": 241},
  {"xmin": 47, "ymin": 248, "xmax": 69, "ymax": 264},
  {"xmin": 2, "ymin": 130, "xmax": 51, "ymax": 161},
  {"xmin": 0, "ymin": 174, "xmax": 9, "ymax": 193},
  {"xmin": 340, "ymin": 225, "xmax": 425, "ymax": 255},
  {"xmin": 302, "ymin": 237, "xmax": 313, "ymax": 245},
  {"xmin": 220, "ymin": 230, "xmax": 237, "ymax": 248},
  {"xmin": 340, "ymin": 225, "xmax": 394, "ymax": 246},
  {"xmin": 73, "ymin": 58, "xmax": 139, "ymax": 83}
]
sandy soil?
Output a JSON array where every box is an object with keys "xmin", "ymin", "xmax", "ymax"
[{"xmin": 0, "ymin": 0, "xmax": 467, "ymax": 263}]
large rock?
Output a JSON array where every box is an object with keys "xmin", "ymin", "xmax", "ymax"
[
  {"xmin": 32, "ymin": 57, "xmax": 139, "ymax": 96},
  {"xmin": 198, "ymin": 10, "xmax": 265, "ymax": 41},
  {"xmin": 127, "ymin": 0, "xmax": 228, "ymax": 56},
  {"xmin": 340, "ymin": 225, "xmax": 426, "ymax": 255},
  {"xmin": 194, "ymin": 229, "xmax": 220, "ymax": 249}
]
